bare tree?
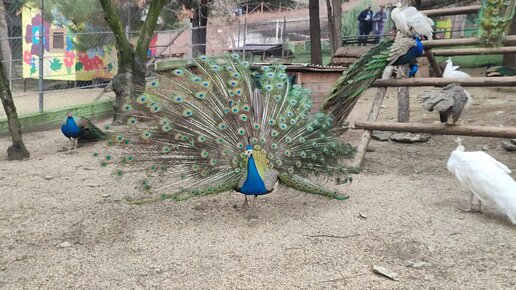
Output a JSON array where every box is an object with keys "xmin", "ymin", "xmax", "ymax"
[
  {"xmin": 326, "ymin": 0, "xmax": 342, "ymax": 57},
  {"xmin": 0, "ymin": 1, "xmax": 30, "ymax": 160},
  {"xmin": 309, "ymin": 0, "xmax": 322, "ymax": 64}
]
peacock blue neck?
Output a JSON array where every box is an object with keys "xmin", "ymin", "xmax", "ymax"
[
  {"xmin": 61, "ymin": 117, "xmax": 81, "ymax": 138},
  {"xmin": 239, "ymin": 154, "xmax": 269, "ymax": 195}
]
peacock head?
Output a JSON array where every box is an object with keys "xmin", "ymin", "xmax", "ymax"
[
  {"xmin": 454, "ymin": 137, "xmax": 465, "ymax": 151},
  {"xmin": 66, "ymin": 112, "xmax": 73, "ymax": 119},
  {"xmin": 245, "ymin": 144, "xmax": 253, "ymax": 158}
]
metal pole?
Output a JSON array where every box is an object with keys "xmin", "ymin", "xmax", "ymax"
[
  {"xmin": 8, "ymin": 53, "xmax": 12, "ymax": 89},
  {"xmin": 38, "ymin": 0, "xmax": 44, "ymax": 113},
  {"xmin": 187, "ymin": 22, "xmax": 192, "ymax": 63},
  {"xmin": 237, "ymin": 18, "xmax": 240, "ymax": 47},
  {"xmin": 281, "ymin": 17, "xmax": 286, "ymax": 58},
  {"xmin": 242, "ymin": 17, "xmax": 247, "ymax": 61}
]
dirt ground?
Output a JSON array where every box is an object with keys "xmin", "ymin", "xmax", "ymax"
[{"xmin": 1, "ymin": 68, "xmax": 515, "ymax": 289}]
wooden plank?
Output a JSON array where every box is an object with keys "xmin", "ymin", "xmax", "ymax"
[
  {"xmin": 372, "ymin": 76, "xmax": 516, "ymax": 87},
  {"xmin": 432, "ymin": 46, "xmax": 516, "ymax": 56},
  {"xmin": 352, "ymin": 121, "xmax": 516, "ymax": 138},
  {"xmin": 422, "ymin": 35, "xmax": 516, "ymax": 48},
  {"xmin": 422, "ymin": 5, "xmax": 481, "ymax": 17}
]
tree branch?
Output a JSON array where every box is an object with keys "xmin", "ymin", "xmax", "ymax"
[
  {"xmin": 135, "ymin": 0, "xmax": 167, "ymax": 60},
  {"xmin": 98, "ymin": 0, "xmax": 133, "ymax": 61}
]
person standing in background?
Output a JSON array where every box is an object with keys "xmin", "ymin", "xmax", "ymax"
[
  {"xmin": 357, "ymin": 6, "xmax": 374, "ymax": 46},
  {"xmin": 373, "ymin": 5, "xmax": 388, "ymax": 44}
]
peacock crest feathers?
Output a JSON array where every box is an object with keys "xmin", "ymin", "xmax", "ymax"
[{"xmin": 97, "ymin": 54, "xmax": 356, "ymax": 202}]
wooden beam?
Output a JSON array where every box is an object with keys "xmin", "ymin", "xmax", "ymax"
[
  {"xmin": 372, "ymin": 76, "xmax": 516, "ymax": 87},
  {"xmin": 422, "ymin": 35, "xmax": 516, "ymax": 48},
  {"xmin": 425, "ymin": 49, "xmax": 443, "ymax": 77},
  {"xmin": 432, "ymin": 46, "xmax": 516, "ymax": 56},
  {"xmin": 352, "ymin": 68, "xmax": 392, "ymax": 168},
  {"xmin": 422, "ymin": 5, "xmax": 481, "ymax": 17},
  {"xmin": 352, "ymin": 122, "xmax": 516, "ymax": 139},
  {"xmin": 397, "ymin": 65, "xmax": 410, "ymax": 122}
]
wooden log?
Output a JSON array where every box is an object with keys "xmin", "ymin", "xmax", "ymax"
[
  {"xmin": 352, "ymin": 68, "xmax": 392, "ymax": 168},
  {"xmin": 352, "ymin": 122, "xmax": 516, "ymax": 138},
  {"xmin": 422, "ymin": 35, "xmax": 516, "ymax": 48},
  {"xmin": 397, "ymin": 65, "xmax": 410, "ymax": 122},
  {"xmin": 425, "ymin": 49, "xmax": 443, "ymax": 77},
  {"xmin": 432, "ymin": 46, "xmax": 516, "ymax": 56},
  {"xmin": 422, "ymin": 5, "xmax": 481, "ymax": 17},
  {"xmin": 372, "ymin": 76, "xmax": 516, "ymax": 87}
]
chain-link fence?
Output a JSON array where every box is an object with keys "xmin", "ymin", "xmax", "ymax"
[{"xmin": 0, "ymin": 0, "xmax": 481, "ymax": 120}]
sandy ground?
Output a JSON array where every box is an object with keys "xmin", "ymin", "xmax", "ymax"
[{"xmin": 1, "ymin": 68, "xmax": 516, "ymax": 289}]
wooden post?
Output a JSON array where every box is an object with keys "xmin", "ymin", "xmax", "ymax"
[
  {"xmin": 352, "ymin": 68, "xmax": 392, "ymax": 168},
  {"xmin": 352, "ymin": 122, "xmax": 516, "ymax": 138},
  {"xmin": 372, "ymin": 76, "xmax": 516, "ymax": 87},
  {"xmin": 432, "ymin": 46, "xmax": 516, "ymax": 56},
  {"xmin": 397, "ymin": 65, "xmax": 410, "ymax": 122},
  {"xmin": 425, "ymin": 49, "xmax": 443, "ymax": 77}
]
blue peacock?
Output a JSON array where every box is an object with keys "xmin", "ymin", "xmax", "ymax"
[
  {"xmin": 61, "ymin": 113, "xmax": 106, "ymax": 153},
  {"xmin": 97, "ymin": 55, "xmax": 356, "ymax": 203},
  {"xmin": 322, "ymin": 5, "xmax": 433, "ymax": 126}
]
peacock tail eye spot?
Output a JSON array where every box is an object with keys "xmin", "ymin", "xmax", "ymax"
[
  {"xmin": 274, "ymin": 95, "xmax": 282, "ymax": 101},
  {"xmin": 210, "ymin": 159, "xmax": 217, "ymax": 166},
  {"xmin": 141, "ymin": 131, "xmax": 151, "ymax": 140},
  {"xmin": 116, "ymin": 170, "xmax": 123, "ymax": 177},
  {"xmin": 271, "ymin": 143, "xmax": 278, "ymax": 150},
  {"xmin": 116, "ymin": 135, "xmax": 124, "ymax": 142},
  {"xmin": 92, "ymin": 152, "xmax": 99, "ymax": 157},
  {"xmin": 253, "ymin": 123, "xmax": 260, "ymax": 130},
  {"xmin": 173, "ymin": 68, "xmax": 184, "ymax": 75},
  {"xmin": 127, "ymin": 117, "xmax": 137, "ymax": 125},
  {"xmin": 237, "ymin": 143, "xmax": 244, "ymax": 149},
  {"xmin": 231, "ymin": 106, "xmax": 239, "ymax": 114},
  {"xmin": 182, "ymin": 109, "xmax": 193, "ymax": 117},
  {"xmin": 105, "ymin": 154, "xmax": 112, "ymax": 161},
  {"xmin": 280, "ymin": 123, "xmax": 288, "ymax": 130},
  {"xmin": 107, "ymin": 140, "xmax": 113, "ymax": 146},
  {"xmin": 222, "ymin": 150, "xmax": 229, "ymax": 155},
  {"xmin": 278, "ymin": 73, "xmax": 287, "ymax": 79},
  {"xmin": 285, "ymin": 137, "xmax": 292, "ymax": 143},
  {"xmin": 260, "ymin": 137, "xmax": 266, "ymax": 144},
  {"xmin": 266, "ymin": 72, "xmax": 275, "ymax": 78},
  {"xmin": 295, "ymin": 161, "xmax": 302, "ymax": 167},
  {"xmin": 218, "ymin": 123, "xmax": 227, "ymax": 130},
  {"xmin": 265, "ymin": 85, "xmax": 273, "ymax": 91},
  {"xmin": 268, "ymin": 153, "xmax": 275, "ymax": 160},
  {"xmin": 238, "ymin": 128, "xmax": 246, "ymax": 135},
  {"xmin": 240, "ymin": 152, "xmax": 246, "ymax": 158},
  {"xmin": 231, "ymin": 53, "xmax": 240, "ymax": 60},
  {"xmin": 233, "ymin": 72, "xmax": 241, "ymax": 78},
  {"xmin": 311, "ymin": 154, "xmax": 317, "ymax": 160},
  {"xmin": 288, "ymin": 168, "xmax": 294, "ymax": 174},
  {"xmin": 162, "ymin": 146, "xmax": 171, "ymax": 153},
  {"xmin": 301, "ymin": 151, "xmax": 307, "ymax": 158},
  {"xmin": 198, "ymin": 135, "xmax": 207, "ymax": 142},
  {"xmin": 160, "ymin": 165, "xmax": 167, "ymax": 172},
  {"xmin": 268, "ymin": 119, "xmax": 276, "ymax": 125},
  {"xmin": 308, "ymin": 163, "xmax": 314, "ymax": 169},
  {"xmin": 127, "ymin": 155, "xmax": 134, "ymax": 161},
  {"xmin": 251, "ymin": 137, "xmax": 258, "ymax": 144},
  {"xmin": 181, "ymin": 135, "xmax": 189, "ymax": 142},
  {"xmin": 191, "ymin": 76, "xmax": 202, "ymax": 82},
  {"xmin": 241, "ymin": 61, "xmax": 249, "ymax": 67},
  {"xmin": 290, "ymin": 119, "xmax": 297, "ymax": 125},
  {"xmin": 239, "ymin": 114, "xmax": 248, "ymax": 121},
  {"xmin": 276, "ymin": 159, "xmax": 283, "ymax": 166},
  {"xmin": 201, "ymin": 150, "xmax": 209, "ymax": 158},
  {"xmin": 284, "ymin": 150, "xmax": 291, "ymax": 156},
  {"xmin": 242, "ymin": 105, "xmax": 250, "ymax": 111},
  {"xmin": 299, "ymin": 137, "xmax": 306, "ymax": 143},
  {"xmin": 228, "ymin": 91, "xmax": 235, "ymax": 97},
  {"xmin": 104, "ymin": 124, "xmax": 111, "ymax": 130},
  {"xmin": 151, "ymin": 105, "xmax": 160, "ymax": 113},
  {"xmin": 211, "ymin": 64, "xmax": 220, "ymax": 71},
  {"xmin": 199, "ymin": 55, "xmax": 209, "ymax": 61},
  {"xmin": 123, "ymin": 104, "xmax": 132, "ymax": 111},
  {"xmin": 217, "ymin": 138, "xmax": 225, "ymax": 144},
  {"xmin": 161, "ymin": 125, "xmax": 171, "ymax": 132},
  {"xmin": 137, "ymin": 95, "xmax": 147, "ymax": 104},
  {"xmin": 235, "ymin": 89, "xmax": 243, "ymax": 96},
  {"xmin": 195, "ymin": 92, "xmax": 206, "ymax": 99},
  {"xmin": 229, "ymin": 80, "xmax": 238, "ymax": 87},
  {"xmin": 276, "ymin": 83, "xmax": 284, "ymax": 89},
  {"xmin": 192, "ymin": 164, "xmax": 200, "ymax": 171},
  {"xmin": 201, "ymin": 171, "xmax": 208, "ymax": 177},
  {"xmin": 271, "ymin": 130, "xmax": 279, "ymax": 137},
  {"xmin": 261, "ymin": 66, "xmax": 269, "ymax": 71},
  {"xmin": 100, "ymin": 161, "xmax": 107, "ymax": 167},
  {"xmin": 234, "ymin": 168, "xmax": 241, "ymax": 173},
  {"xmin": 201, "ymin": 81, "xmax": 210, "ymax": 87},
  {"xmin": 224, "ymin": 108, "xmax": 230, "ymax": 113},
  {"xmin": 174, "ymin": 96, "xmax": 184, "ymax": 103}
]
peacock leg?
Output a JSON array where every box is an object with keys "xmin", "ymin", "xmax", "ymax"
[
  {"xmin": 464, "ymin": 192, "xmax": 481, "ymax": 212},
  {"xmin": 242, "ymin": 195, "xmax": 249, "ymax": 209},
  {"xmin": 67, "ymin": 138, "xmax": 73, "ymax": 154},
  {"xmin": 73, "ymin": 138, "xmax": 78, "ymax": 152}
]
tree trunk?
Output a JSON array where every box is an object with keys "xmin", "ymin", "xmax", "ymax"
[
  {"xmin": 326, "ymin": 0, "xmax": 342, "ymax": 57},
  {"xmin": 99, "ymin": 0, "xmax": 165, "ymax": 125},
  {"xmin": 0, "ymin": 46, "xmax": 30, "ymax": 160},
  {"xmin": 309, "ymin": 0, "xmax": 322, "ymax": 65},
  {"xmin": 502, "ymin": 15, "xmax": 516, "ymax": 66},
  {"xmin": 0, "ymin": 2, "xmax": 12, "ymax": 78}
]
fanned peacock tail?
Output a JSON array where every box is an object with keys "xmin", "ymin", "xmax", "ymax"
[
  {"xmin": 321, "ymin": 40, "xmax": 394, "ymax": 127},
  {"xmin": 477, "ymin": 0, "xmax": 516, "ymax": 47},
  {"xmin": 96, "ymin": 54, "xmax": 356, "ymax": 202}
]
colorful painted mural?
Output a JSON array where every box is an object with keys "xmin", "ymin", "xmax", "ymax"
[{"xmin": 22, "ymin": 7, "xmax": 118, "ymax": 81}]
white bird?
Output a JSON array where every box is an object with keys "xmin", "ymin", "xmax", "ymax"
[
  {"xmin": 443, "ymin": 58, "xmax": 471, "ymax": 78},
  {"xmin": 447, "ymin": 138, "xmax": 516, "ymax": 224},
  {"xmin": 391, "ymin": 4, "xmax": 434, "ymax": 39},
  {"xmin": 418, "ymin": 83, "xmax": 472, "ymax": 124}
]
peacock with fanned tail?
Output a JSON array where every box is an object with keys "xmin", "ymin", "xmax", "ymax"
[{"xmin": 97, "ymin": 54, "xmax": 356, "ymax": 203}]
